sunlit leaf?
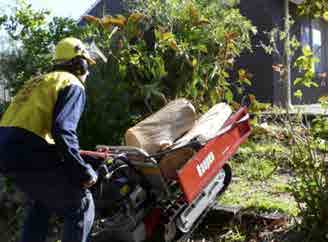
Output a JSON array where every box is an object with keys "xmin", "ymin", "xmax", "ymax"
[
  {"xmin": 101, "ymin": 15, "xmax": 113, "ymax": 25},
  {"xmin": 101, "ymin": 15, "xmax": 126, "ymax": 27},
  {"xmin": 167, "ymin": 40, "xmax": 177, "ymax": 50},
  {"xmin": 191, "ymin": 58, "xmax": 197, "ymax": 67},
  {"xmin": 294, "ymin": 90, "xmax": 303, "ymax": 99},
  {"xmin": 192, "ymin": 44, "xmax": 207, "ymax": 53},
  {"xmin": 251, "ymin": 26, "xmax": 258, "ymax": 34},
  {"xmin": 225, "ymin": 89, "xmax": 234, "ymax": 103},
  {"xmin": 315, "ymin": 2, "xmax": 322, "ymax": 9},
  {"xmin": 302, "ymin": 45, "xmax": 313, "ymax": 57},
  {"xmin": 128, "ymin": 12, "xmax": 145, "ymax": 23},
  {"xmin": 197, "ymin": 17, "xmax": 210, "ymax": 26},
  {"xmin": 130, "ymin": 54, "xmax": 140, "ymax": 65},
  {"xmin": 242, "ymin": 78, "xmax": 252, "ymax": 86},
  {"xmin": 293, "ymin": 77, "xmax": 303, "ymax": 85},
  {"xmin": 319, "ymin": 95, "xmax": 328, "ymax": 103},
  {"xmin": 324, "ymin": 12, "xmax": 328, "ymax": 22},
  {"xmin": 313, "ymin": 82, "xmax": 319, "ymax": 87},
  {"xmin": 82, "ymin": 15, "xmax": 101, "ymax": 24},
  {"xmin": 161, "ymin": 32, "xmax": 175, "ymax": 41}
]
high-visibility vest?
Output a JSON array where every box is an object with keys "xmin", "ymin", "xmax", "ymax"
[{"xmin": 0, "ymin": 71, "xmax": 84, "ymax": 144}]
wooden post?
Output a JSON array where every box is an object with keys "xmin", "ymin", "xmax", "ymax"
[{"xmin": 284, "ymin": 0, "xmax": 292, "ymax": 109}]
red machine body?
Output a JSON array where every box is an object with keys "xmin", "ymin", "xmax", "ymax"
[{"xmin": 177, "ymin": 107, "xmax": 251, "ymax": 203}]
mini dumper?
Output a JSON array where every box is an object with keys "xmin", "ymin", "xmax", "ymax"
[{"xmin": 81, "ymin": 107, "xmax": 251, "ymax": 242}]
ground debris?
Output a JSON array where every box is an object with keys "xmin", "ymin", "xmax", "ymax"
[{"xmin": 190, "ymin": 205, "xmax": 294, "ymax": 242}]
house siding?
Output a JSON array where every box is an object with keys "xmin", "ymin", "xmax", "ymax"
[
  {"xmin": 235, "ymin": 0, "xmax": 285, "ymax": 104},
  {"xmin": 82, "ymin": 0, "xmax": 125, "ymax": 20},
  {"xmin": 92, "ymin": 1, "xmax": 124, "ymax": 17},
  {"xmin": 238, "ymin": 0, "xmax": 327, "ymax": 104}
]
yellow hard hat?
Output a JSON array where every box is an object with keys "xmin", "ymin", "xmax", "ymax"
[{"xmin": 54, "ymin": 37, "xmax": 96, "ymax": 65}]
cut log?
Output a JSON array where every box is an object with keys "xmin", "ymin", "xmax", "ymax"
[
  {"xmin": 159, "ymin": 103, "xmax": 232, "ymax": 179},
  {"xmin": 125, "ymin": 99, "xmax": 196, "ymax": 155},
  {"xmin": 173, "ymin": 103, "xmax": 232, "ymax": 148}
]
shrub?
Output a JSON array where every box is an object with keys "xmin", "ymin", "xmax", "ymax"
[
  {"xmin": 79, "ymin": 0, "xmax": 256, "ymax": 146},
  {"xmin": 284, "ymin": 116, "xmax": 328, "ymax": 241}
]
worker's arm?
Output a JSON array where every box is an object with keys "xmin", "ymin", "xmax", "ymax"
[{"xmin": 52, "ymin": 84, "xmax": 97, "ymax": 188}]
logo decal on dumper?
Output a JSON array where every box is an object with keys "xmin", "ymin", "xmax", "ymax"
[{"xmin": 196, "ymin": 152, "xmax": 215, "ymax": 177}]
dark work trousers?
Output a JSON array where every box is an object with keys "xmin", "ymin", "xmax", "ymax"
[{"xmin": 9, "ymin": 166, "xmax": 95, "ymax": 242}]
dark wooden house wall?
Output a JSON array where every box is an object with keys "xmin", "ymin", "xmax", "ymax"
[
  {"xmin": 82, "ymin": 0, "xmax": 125, "ymax": 20},
  {"xmin": 235, "ymin": 0, "xmax": 285, "ymax": 103},
  {"xmin": 238, "ymin": 0, "xmax": 327, "ymax": 104},
  {"xmin": 90, "ymin": 0, "xmax": 123, "ymax": 17}
]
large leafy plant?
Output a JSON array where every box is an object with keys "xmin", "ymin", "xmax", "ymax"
[
  {"xmin": 133, "ymin": 0, "xmax": 256, "ymax": 109},
  {"xmin": 286, "ymin": 120, "xmax": 328, "ymax": 241},
  {"xmin": 297, "ymin": 0, "xmax": 328, "ymax": 21}
]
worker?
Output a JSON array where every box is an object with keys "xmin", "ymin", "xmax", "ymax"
[{"xmin": 0, "ymin": 37, "xmax": 100, "ymax": 242}]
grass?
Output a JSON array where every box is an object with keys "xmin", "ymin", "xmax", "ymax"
[
  {"xmin": 196, "ymin": 115, "xmax": 328, "ymax": 242},
  {"xmin": 219, "ymin": 139, "xmax": 299, "ymax": 217},
  {"xmin": 220, "ymin": 179, "xmax": 299, "ymax": 216},
  {"xmin": 197, "ymin": 135, "xmax": 301, "ymax": 242}
]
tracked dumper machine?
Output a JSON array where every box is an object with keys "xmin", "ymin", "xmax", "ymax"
[{"xmin": 80, "ymin": 99, "xmax": 251, "ymax": 242}]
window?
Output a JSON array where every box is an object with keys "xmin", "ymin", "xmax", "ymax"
[
  {"xmin": 300, "ymin": 18, "xmax": 328, "ymax": 74},
  {"xmin": 298, "ymin": 18, "xmax": 328, "ymax": 102},
  {"xmin": 0, "ymin": 79, "xmax": 10, "ymax": 102}
]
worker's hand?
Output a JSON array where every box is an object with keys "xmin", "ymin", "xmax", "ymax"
[
  {"xmin": 80, "ymin": 164, "xmax": 98, "ymax": 189},
  {"xmin": 82, "ymin": 176, "xmax": 98, "ymax": 188}
]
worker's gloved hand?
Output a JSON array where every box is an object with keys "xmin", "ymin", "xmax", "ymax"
[{"xmin": 81, "ymin": 164, "xmax": 98, "ymax": 189}]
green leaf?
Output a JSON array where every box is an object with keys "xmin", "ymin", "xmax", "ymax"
[
  {"xmin": 314, "ymin": 13, "xmax": 321, "ymax": 19},
  {"xmin": 324, "ymin": 12, "xmax": 328, "ymax": 22},
  {"xmin": 293, "ymin": 78, "xmax": 303, "ymax": 85},
  {"xmin": 161, "ymin": 32, "xmax": 175, "ymax": 41},
  {"xmin": 302, "ymin": 45, "xmax": 313, "ymax": 57},
  {"xmin": 279, "ymin": 31, "xmax": 287, "ymax": 41},
  {"xmin": 294, "ymin": 90, "xmax": 303, "ymax": 99},
  {"xmin": 130, "ymin": 54, "xmax": 140, "ymax": 65},
  {"xmin": 311, "ymin": 82, "xmax": 319, "ymax": 88},
  {"xmin": 242, "ymin": 78, "xmax": 252, "ymax": 86},
  {"xmin": 192, "ymin": 44, "xmax": 208, "ymax": 53},
  {"xmin": 315, "ymin": 2, "xmax": 322, "ymax": 9},
  {"xmin": 225, "ymin": 89, "xmax": 234, "ymax": 103},
  {"xmin": 251, "ymin": 26, "xmax": 258, "ymax": 35},
  {"xmin": 237, "ymin": 87, "xmax": 243, "ymax": 94},
  {"xmin": 303, "ymin": 81, "xmax": 315, "ymax": 88}
]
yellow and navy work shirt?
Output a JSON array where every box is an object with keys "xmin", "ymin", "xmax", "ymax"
[{"xmin": 0, "ymin": 71, "xmax": 96, "ymax": 184}]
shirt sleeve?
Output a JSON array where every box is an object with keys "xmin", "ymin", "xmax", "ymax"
[{"xmin": 52, "ymin": 84, "xmax": 97, "ymax": 185}]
